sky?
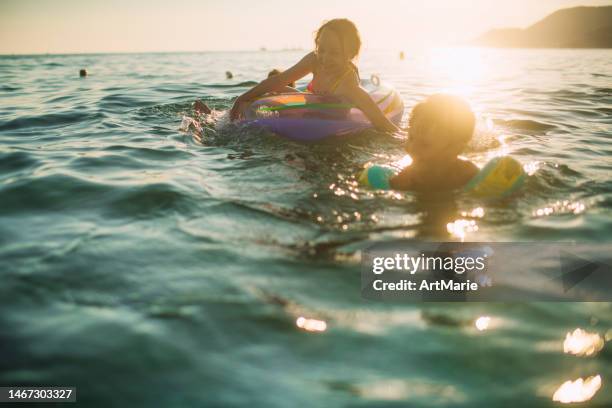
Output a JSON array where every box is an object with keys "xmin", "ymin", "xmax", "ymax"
[{"xmin": 1, "ymin": 0, "xmax": 611, "ymax": 54}]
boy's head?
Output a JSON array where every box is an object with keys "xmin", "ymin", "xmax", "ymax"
[
  {"xmin": 267, "ymin": 69, "xmax": 295, "ymax": 88},
  {"xmin": 406, "ymin": 94, "xmax": 475, "ymax": 161}
]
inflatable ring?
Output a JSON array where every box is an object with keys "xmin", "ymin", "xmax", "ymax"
[{"xmin": 240, "ymin": 79, "xmax": 403, "ymax": 142}]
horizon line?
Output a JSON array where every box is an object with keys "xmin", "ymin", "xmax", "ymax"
[{"xmin": 2, "ymin": 46, "xmax": 612, "ymax": 57}]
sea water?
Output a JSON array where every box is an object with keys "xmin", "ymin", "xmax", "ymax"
[{"xmin": 0, "ymin": 49, "xmax": 611, "ymax": 406}]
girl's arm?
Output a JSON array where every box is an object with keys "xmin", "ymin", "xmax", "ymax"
[
  {"xmin": 343, "ymin": 85, "xmax": 400, "ymax": 133},
  {"xmin": 230, "ymin": 53, "xmax": 315, "ymax": 121},
  {"xmin": 278, "ymin": 86, "xmax": 300, "ymax": 93}
]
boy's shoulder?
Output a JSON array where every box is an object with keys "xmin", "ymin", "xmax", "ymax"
[
  {"xmin": 454, "ymin": 158, "xmax": 479, "ymax": 185},
  {"xmin": 389, "ymin": 158, "xmax": 479, "ymax": 192},
  {"xmin": 389, "ymin": 166, "xmax": 414, "ymax": 190},
  {"xmin": 457, "ymin": 158, "xmax": 479, "ymax": 175}
]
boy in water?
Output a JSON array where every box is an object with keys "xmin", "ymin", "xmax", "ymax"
[{"xmin": 390, "ymin": 94, "xmax": 479, "ymax": 191}]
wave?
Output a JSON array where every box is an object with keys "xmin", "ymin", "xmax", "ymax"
[
  {"xmin": 98, "ymin": 93, "xmax": 155, "ymax": 110},
  {"xmin": 593, "ymin": 86, "xmax": 612, "ymax": 95},
  {"xmin": 105, "ymin": 183, "xmax": 196, "ymax": 218},
  {"xmin": 595, "ymin": 107, "xmax": 612, "ymax": 115},
  {"xmin": 493, "ymin": 119, "xmax": 557, "ymax": 132},
  {"xmin": 102, "ymin": 144, "xmax": 192, "ymax": 161},
  {"xmin": 0, "ymin": 173, "xmax": 113, "ymax": 214},
  {"xmin": 200, "ymin": 81, "xmax": 258, "ymax": 88},
  {"xmin": 0, "ymin": 151, "xmax": 39, "ymax": 175},
  {"xmin": 0, "ymin": 85, "xmax": 20, "ymax": 92},
  {"xmin": 522, "ymin": 162, "xmax": 582, "ymax": 197},
  {"xmin": 0, "ymin": 111, "xmax": 106, "ymax": 132}
]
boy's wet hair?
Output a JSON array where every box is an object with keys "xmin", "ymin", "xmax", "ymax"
[
  {"xmin": 314, "ymin": 18, "xmax": 361, "ymax": 61},
  {"xmin": 267, "ymin": 69, "xmax": 295, "ymax": 88},
  {"xmin": 409, "ymin": 94, "xmax": 475, "ymax": 146}
]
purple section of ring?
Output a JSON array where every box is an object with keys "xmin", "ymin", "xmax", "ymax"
[
  {"xmin": 239, "ymin": 86, "xmax": 404, "ymax": 142},
  {"xmin": 243, "ymin": 111, "xmax": 402, "ymax": 142}
]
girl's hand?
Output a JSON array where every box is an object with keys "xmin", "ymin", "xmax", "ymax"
[
  {"xmin": 343, "ymin": 85, "xmax": 401, "ymax": 134},
  {"xmin": 230, "ymin": 96, "xmax": 250, "ymax": 121},
  {"xmin": 229, "ymin": 53, "xmax": 315, "ymax": 121},
  {"xmin": 396, "ymin": 129, "xmax": 409, "ymax": 138}
]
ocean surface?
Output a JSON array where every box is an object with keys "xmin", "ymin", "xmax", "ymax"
[{"xmin": 0, "ymin": 49, "xmax": 611, "ymax": 406}]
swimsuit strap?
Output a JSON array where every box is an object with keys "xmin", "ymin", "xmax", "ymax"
[
  {"xmin": 307, "ymin": 64, "xmax": 356, "ymax": 94},
  {"xmin": 328, "ymin": 66, "xmax": 354, "ymax": 94}
]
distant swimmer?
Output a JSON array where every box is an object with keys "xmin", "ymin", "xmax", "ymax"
[
  {"xmin": 79, "ymin": 68, "xmax": 87, "ymax": 77},
  {"xmin": 226, "ymin": 71, "xmax": 233, "ymax": 79}
]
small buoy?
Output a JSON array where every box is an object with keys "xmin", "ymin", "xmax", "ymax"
[
  {"xmin": 79, "ymin": 69, "xmax": 87, "ymax": 77},
  {"xmin": 225, "ymin": 71, "xmax": 233, "ymax": 79}
]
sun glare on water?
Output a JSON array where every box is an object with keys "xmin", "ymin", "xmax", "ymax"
[
  {"xmin": 552, "ymin": 375, "xmax": 602, "ymax": 403},
  {"xmin": 426, "ymin": 47, "xmax": 487, "ymax": 99}
]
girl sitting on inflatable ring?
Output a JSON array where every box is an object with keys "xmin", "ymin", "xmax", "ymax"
[{"xmin": 229, "ymin": 19, "xmax": 400, "ymax": 133}]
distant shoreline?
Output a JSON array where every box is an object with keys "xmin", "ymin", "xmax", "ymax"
[{"xmin": 471, "ymin": 6, "xmax": 612, "ymax": 49}]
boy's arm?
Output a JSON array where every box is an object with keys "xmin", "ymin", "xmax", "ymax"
[
  {"xmin": 230, "ymin": 53, "xmax": 315, "ymax": 120},
  {"xmin": 459, "ymin": 160, "xmax": 480, "ymax": 184},
  {"xmin": 343, "ymin": 85, "xmax": 400, "ymax": 133}
]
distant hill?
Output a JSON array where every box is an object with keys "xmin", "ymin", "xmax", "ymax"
[{"xmin": 472, "ymin": 6, "xmax": 612, "ymax": 48}]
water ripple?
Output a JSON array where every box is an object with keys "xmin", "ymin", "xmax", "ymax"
[{"xmin": 0, "ymin": 110, "xmax": 106, "ymax": 131}]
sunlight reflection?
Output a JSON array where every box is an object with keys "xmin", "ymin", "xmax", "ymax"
[
  {"xmin": 563, "ymin": 328, "xmax": 604, "ymax": 357},
  {"xmin": 353, "ymin": 379, "xmax": 465, "ymax": 403},
  {"xmin": 296, "ymin": 316, "xmax": 327, "ymax": 333},
  {"xmin": 552, "ymin": 375, "xmax": 602, "ymax": 403},
  {"xmin": 395, "ymin": 155, "xmax": 413, "ymax": 168},
  {"xmin": 533, "ymin": 200, "xmax": 586, "ymax": 217},
  {"xmin": 447, "ymin": 219, "xmax": 478, "ymax": 242},
  {"xmin": 475, "ymin": 316, "xmax": 491, "ymax": 331},
  {"xmin": 524, "ymin": 161, "xmax": 540, "ymax": 176},
  {"xmin": 460, "ymin": 207, "xmax": 485, "ymax": 218},
  {"xmin": 427, "ymin": 47, "xmax": 486, "ymax": 99}
]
